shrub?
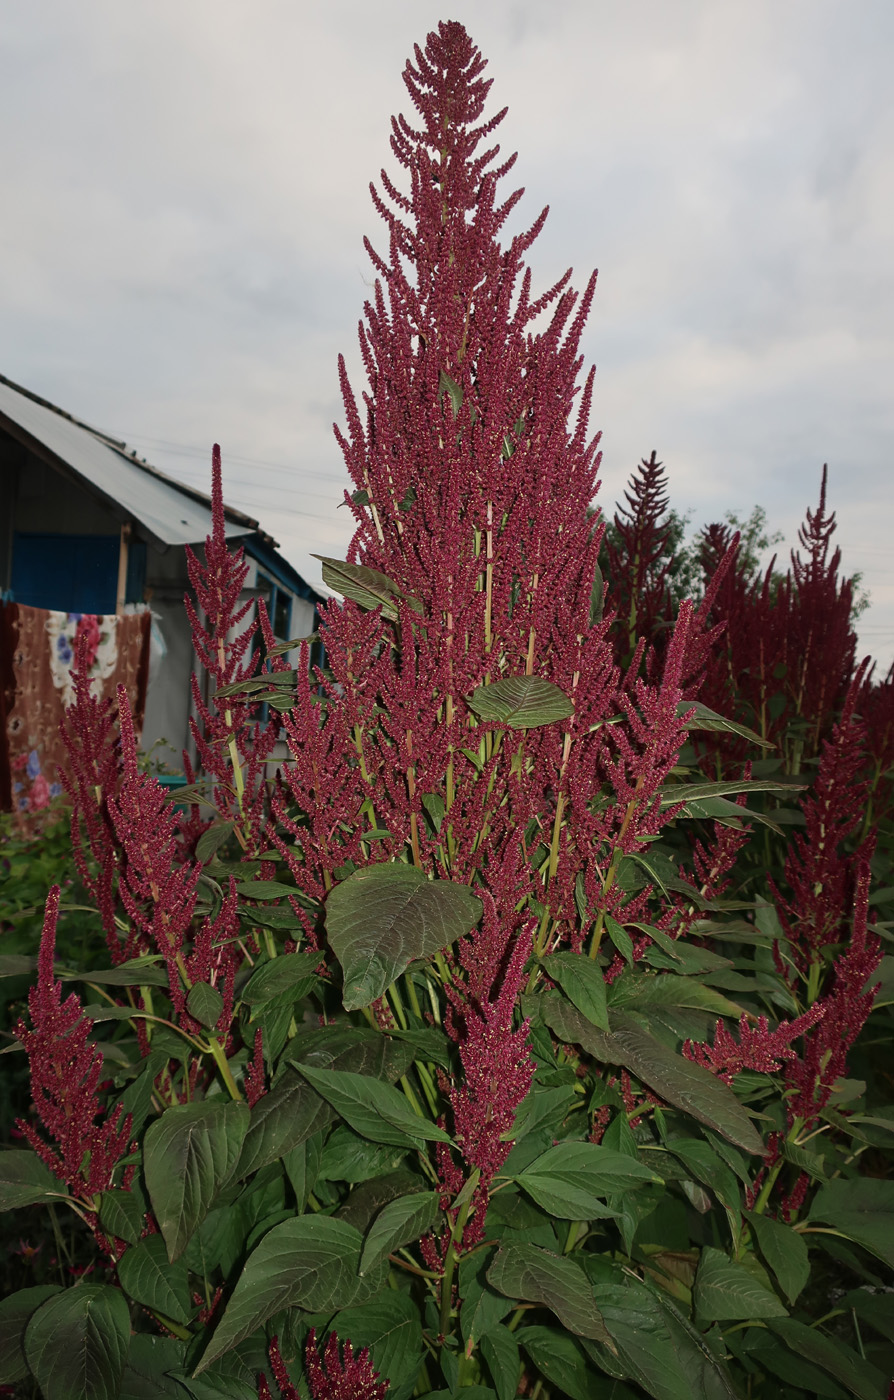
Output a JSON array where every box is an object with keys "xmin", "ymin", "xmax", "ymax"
[{"xmin": 2, "ymin": 22, "xmax": 893, "ymax": 1400}]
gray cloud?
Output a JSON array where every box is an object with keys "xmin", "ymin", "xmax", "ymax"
[{"xmin": 2, "ymin": 0, "xmax": 891, "ymax": 662}]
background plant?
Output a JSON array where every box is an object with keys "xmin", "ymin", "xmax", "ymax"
[{"xmin": 2, "ymin": 21, "xmax": 893, "ymax": 1400}]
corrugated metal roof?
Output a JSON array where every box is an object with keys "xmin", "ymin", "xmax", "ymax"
[{"xmin": 0, "ymin": 375, "xmax": 254, "ymax": 548}]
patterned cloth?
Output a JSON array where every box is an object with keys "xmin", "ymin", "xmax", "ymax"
[{"xmin": 0, "ymin": 602, "xmax": 150, "ymax": 830}]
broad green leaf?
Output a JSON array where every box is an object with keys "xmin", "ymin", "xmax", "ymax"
[
  {"xmin": 741, "ymin": 1329, "xmax": 848, "ymax": 1400},
  {"xmin": 514, "ymin": 1141, "xmax": 659, "ymax": 1219},
  {"xmin": 336, "ymin": 1168, "xmax": 421, "ymax": 1232},
  {"xmin": 607, "ymin": 972, "xmax": 743, "ymax": 1020},
  {"xmin": 118, "ymin": 1234, "xmax": 193, "ymax": 1325},
  {"xmin": 842, "ymin": 1287, "xmax": 894, "ymax": 1343},
  {"xmin": 325, "ymin": 863, "xmax": 481, "ymax": 1010},
  {"xmin": 0, "ymin": 954, "xmax": 38, "ymax": 977},
  {"xmin": 537, "ymin": 997, "xmax": 763, "ymax": 1154},
  {"xmin": 59, "ymin": 957, "xmax": 170, "ymax": 987},
  {"xmin": 119, "ymin": 1334, "xmax": 186, "ymax": 1400},
  {"xmin": 694, "ymin": 1247, "xmax": 787, "ymax": 1323},
  {"xmin": 234, "ymin": 880, "xmax": 301, "ymax": 900},
  {"xmin": 240, "ymin": 952, "xmax": 320, "ymax": 1010},
  {"xmin": 675, "ymin": 700, "xmax": 772, "ymax": 749},
  {"xmin": 519, "ymin": 1325, "xmax": 597, "ymax": 1400},
  {"xmin": 24, "ymin": 1284, "xmax": 130, "ymax": 1400},
  {"xmin": 194, "ymin": 1216, "xmax": 385, "ymax": 1373},
  {"xmin": 467, "ymin": 676, "xmax": 573, "ymax": 728},
  {"xmin": 0, "ymin": 1285, "xmax": 62, "ymax": 1384},
  {"xmin": 235, "ymin": 1069, "xmax": 332, "ymax": 1178},
  {"xmin": 745, "ymin": 1209, "xmax": 809, "ymax": 1304},
  {"xmin": 98, "ymin": 1188, "xmax": 144, "ymax": 1245},
  {"xmin": 480, "ymin": 1324, "xmax": 520, "ymax": 1400},
  {"xmin": 810, "ymin": 1177, "xmax": 894, "ymax": 1269},
  {"xmin": 360, "ymin": 1189, "xmax": 440, "ymax": 1275},
  {"xmin": 766, "ymin": 1317, "xmax": 888, "ymax": 1400},
  {"xmin": 607, "ymin": 1012, "xmax": 763, "ymax": 1155},
  {"xmin": 673, "ymin": 793, "xmax": 785, "ymax": 835},
  {"xmin": 540, "ymin": 952, "xmax": 609, "ymax": 1030},
  {"xmin": 143, "ymin": 1100, "xmax": 249, "ymax": 1261},
  {"xmin": 0, "ymin": 1149, "xmax": 62, "ymax": 1210},
  {"xmin": 664, "ymin": 1140, "xmax": 741, "ymax": 1214},
  {"xmin": 187, "ymin": 981, "xmax": 224, "ymax": 1029},
  {"xmin": 329, "ymin": 1292, "xmax": 424, "ymax": 1400},
  {"xmin": 296, "ymin": 1064, "xmax": 452, "ymax": 1147},
  {"xmin": 487, "ymin": 1243, "xmax": 610, "ymax": 1342},
  {"xmin": 313, "ymin": 556, "xmax": 410, "ymax": 621},
  {"xmin": 196, "ymin": 821, "xmax": 235, "ymax": 864}
]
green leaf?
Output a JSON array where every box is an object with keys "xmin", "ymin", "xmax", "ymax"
[
  {"xmin": 187, "ymin": 981, "xmax": 224, "ymax": 1029},
  {"xmin": 676, "ymin": 700, "xmax": 773, "ymax": 749},
  {"xmin": 196, "ymin": 821, "xmax": 235, "ymax": 864},
  {"xmin": 329, "ymin": 1292, "xmax": 424, "ymax": 1400},
  {"xmin": 518, "ymin": 1325, "xmax": 597, "ymax": 1400},
  {"xmin": 296, "ymin": 1063, "xmax": 452, "ymax": 1147},
  {"xmin": 325, "ymin": 863, "xmax": 482, "ymax": 1011},
  {"xmin": 810, "ymin": 1177, "xmax": 894, "ymax": 1269},
  {"xmin": 98, "ymin": 1188, "xmax": 144, "ymax": 1245},
  {"xmin": 607, "ymin": 972, "xmax": 743, "ymax": 1020},
  {"xmin": 607, "ymin": 1012, "xmax": 763, "ymax": 1154},
  {"xmin": 664, "ymin": 1140, "xmax": 741, "ymax": 1215},
  {"xmin": 313, "ymin": 556, "xmax": 409, "ymax": 621},
  {"xmin": 487, "ymin": 1243, "xmax": 610, "ymax": 1341},
  {"xmin": 694, "ymin": 1247, "xmax": 787, "ymax": 1324},
  {"xmin": 537, "ymin": 997, "xmax": 763, "ymax": 1154},
  {"xmin": 673, "ymin": 793, "xmax": 785, "ymax": 835},
  {"xmin": 59, "ymin": 957, "xmax": 170, "ymax": 987},
  {"xmin": 466, "ymin": 676, "xmax": 574, "ymax": 729},
  {"xmin": 540, "ymin": 952, "xmax": 609, "ymax": 1030},
  {"xmin": 194, "ymin": 1215, "xmax": 385, "ymax": 1373},
  {"xmin": 234, "ymin": 880, "xmax": 300, "ymax": 900},
  {"xmin": 659, "ymin": 777, "xmax": 801, "ymax": 806},
  {"xmin": 235, "ymin": 1069, "xmax": 331, "ymax": 1178},
  {"xmin": 514, "ymin": 1141, "xmax": 659, "ymax": 1219},
  {"xmin": 119, "ymin": 1335, "xmax": 186, "ymax": 1400},
  {"xmin": 0, "ymin": 1149, "xmax": 62, "ymax": 1210},
  {"xmin": 117, "ymin": 1234, "xmax": 193, "ymax": 1325},
  {"xmin": 144, "ymin": 1100, "xmax": 249, "ymax": 1260},
  {"xmin": 480, "ymin": 1324, "xmax": 520, "ymax": 1400},
  {"xmin": 744, "ymin": 1209, "xmax": 809, "ymax": 1304},
  {"xmin": 766, "ymin": 1318, "xmax": 888, "ymax": 1400},
  {"xmin": 439, "ymin": 369, "xmax": 464, "ymax": 418},
  {"xmin": 241, "ymin": 952, "xmax": 320, "ymax": 1011},
  {"xmin": 0, "ymin": 1285, "xmax": 62, "ymax": 1384},
  {"xmin": 360, "ymin": 1189, "xmax": 440, "ymax": 1275},
  {"xmin": 24, "ymin": 1284, "xmax": 130, "ymax": 1400}
]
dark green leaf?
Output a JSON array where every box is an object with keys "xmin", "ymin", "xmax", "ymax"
[
  {"xmin": 234, "ymin": 880, "xmax": 300, "ymax": 900},
  {"xmin": 439, "ymin": 369, "xmax": 464, "ymax": 419},
  {"xmin": 296, "ymin": 1063, "xmax": 452, "ymax": 1146},
  {"xmin": 676, "ymin": 700, "xmax": 772, "ymax": 749},
  {"xmin": 514, "ymin": 1140, "xmax": 659, "ymax": 1219},
  {"xmin": 24, "ymin": 1284, "xmax": 130, "ymax": 1400},
  {"xmin": 0, "ymin": 954, "xmax": 38, "ymax": 977},
  {"xmin": 480, "ymin": 1324, "xmax": 520, "ymax": 1400},
  {"xmin": 459, "ymin": 1249, "xmax": 514, "ymax": 1346},
  {"xmin": 659, "ymin": 777, "xmax": 801, "ymax": 806},
  {"xmin": 607, "ymin": 972, "xmax": 743, "ymax": 1020},
  {"xmin": 540, "ymin": 952, "xmax": 609, "ymax": 1030},
  {"xmin": 196, "ymin": 822, "xmax": 235, "ymax": 864},
  {"xmin": 325, "ymin": 863, "xmax": 481, "ymax": 1010},
  {"xmin": 144, "ymin": 1100, "xmax": 249, "ymax": 1261},
  {"xmin": 766, "ymin": 1317, "xmax": 888, "ymax": 1400},
  {"xmin": 519, "ymin": 1325, "xmax": 596, "ymax": 1400},
  {"xmin": 0, "ymin": 1149, "xmax": 62, "ymax": 1210},
  {"xmin": 664, "ymin": 1140, "xmax": 741, "ymax": 1215},
  {"xmin": 117, "ymin": 1234, "xmax": 193, "ymax": 1325},
  {"xmin": 119, "ymin": 1334, "xmax": 186, "ymax": 1400},
  {"xmin": 59, "ymin": 957, "xmax": 170, "ymax": 987},
  {"xmin": 694, "ymin": 1247, "xmax": 787, "ymax": 1323},
  {"xmin": 745, "ymin": 1209, "xmax": 809, "ymax": 1304},
  {"xmin": 810, "ymin": 1177, "xmax": 894, "ymax": 1269},
  {"xmin": 467, "ymin": 676, "xmax": 573, "ymax": 729},
  {"xmin": 187, "ymin": 981, "xmax": 224, "ymax": 1029},
  {"xmin": 195, "ymin": 1216, "xmax": 385, "ymax": 1373},
  {"xmin": 313, "ymin": 556, "xmax": 414, "ymax": 621},
  {"xmin": 235, "ymin": 1069, "xmax": 331, "ymax": 1178},
  {"xmin": 360, "ymin": 1190, "xmax": 440, "ymax": 1275},
  {"xmin": 487, "ymin": 1244, "xmax": 610, "ymax": 1341},
  {"xmin": 98, "ymin": 1188, "xmax": 144, "ymax": 1245},
  {"xmin": 0, "ymin": 1285, "xmax": 62, "ymax": 1384},
  {"xmin": 241, "ymin": 952, "xmax": 320, "ymax": 1010}
]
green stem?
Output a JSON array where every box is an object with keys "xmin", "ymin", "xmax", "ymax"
[
  {"xmin": 208, "ymin": 1036, "xmax": 243, "ymax": 1101},
  {"xmin": 439, "ymin": 1169, "xmax": 479, "ymax": 1340}
]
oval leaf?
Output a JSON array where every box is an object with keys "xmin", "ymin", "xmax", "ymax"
[
  {"xmin": 195, "ymin": 1215, "xmax": 385, "ymax": 1373},
  {"xmin": 360, "ymin": 1190, "xmax": 440, "ymax": 1275},
  {"xmin": 296, "ymin": 1064, "xmax": 452, "ymax": 1147},
  {"xmin": 144, "ymin": 1100, "xmax": 249, "ymax": 1261},
  {"xmin": 487, "ymin": 1244, "xmax": 609, "ymax": 1342},
  {"xmin": 313, "ymin": 556, "xmax": 409, "ymax": 620},
  {"xmin": 118, "ymin": 1234, "xmax": 194, "ymax": 1325},
  {"xmin": 186, "ymin": 981, "xmax": 224, "ymax": 1029},
  {"xmin": 0, "ymin": 1150, "xmax": 62, "ymax": 1211},
  {"xmin": 694, "ymin": 1247, "xmax": 787, "ymax": 1324},
  {"xmin": 0, "ymin": 1285, "xmax": 62, "ymax": 1385},
  {"xmin": 325, "ymin": 864, "xmax": 482, "ymax": 1011},
  {"xmin": 809, "ymin": 1177, "xmax": 894, "ymax": 1269},
  {"xmin": 540, "ymin": 953, "xmax": 609, "ymax": 1031},
  {"xmin": 744, "ymin": 1209, "xmax": 809, "ymax": 1305},
  {"xmin": 515, "ymin": 1140, "xmax": 660, "ymax": 1219},
  {"xmin": 24, "ymin": 1284, "xmax": 130, "ymax": 1400},
  {"xmin": 467, "ymin": 677, "xmax": 573, "ymax": 729}
]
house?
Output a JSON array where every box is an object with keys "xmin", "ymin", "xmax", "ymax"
[{"xmin": 0, "ymin": 372, "xmax": 324, "ymax": 815}]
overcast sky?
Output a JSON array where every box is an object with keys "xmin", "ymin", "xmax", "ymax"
[{"xmin": 2, "ymin": 1, "xmax": 892, "ymax": 666}]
